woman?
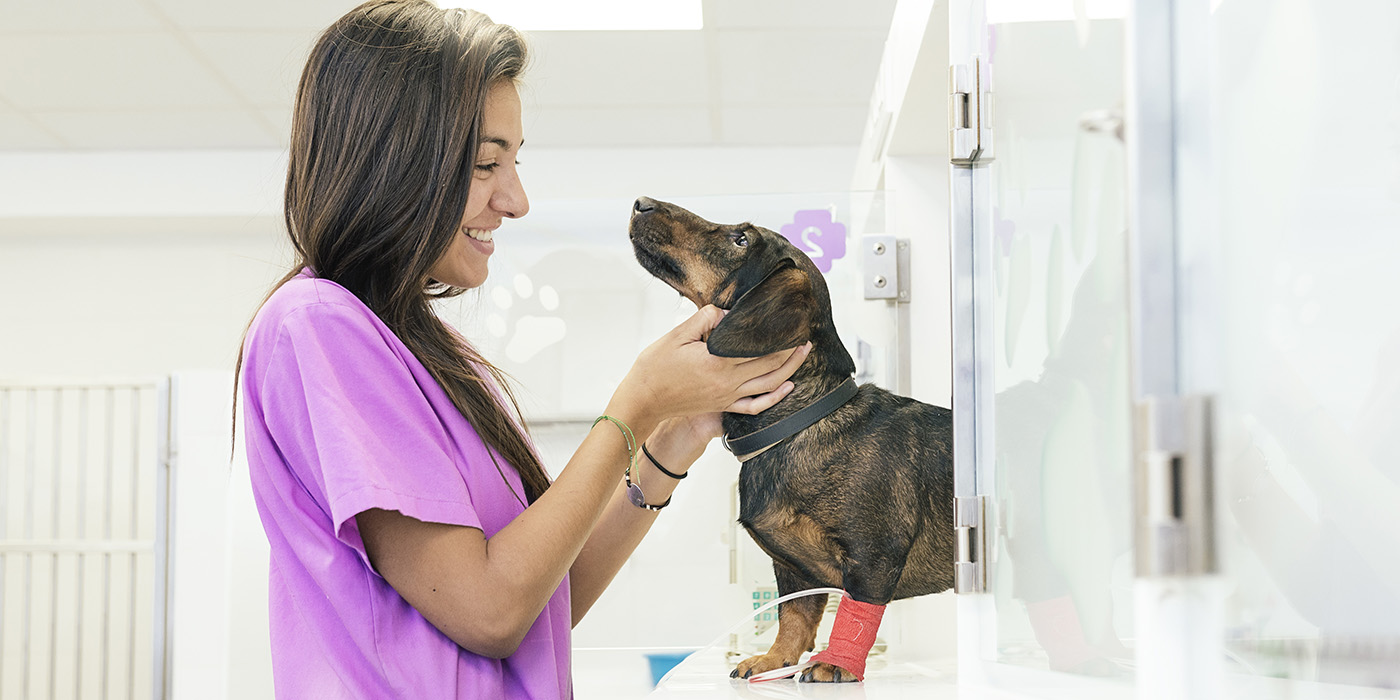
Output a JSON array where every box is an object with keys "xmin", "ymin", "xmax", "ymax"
[{"xmin": 236, "ymin": 1, "xmax": 808, "ymax": 697}]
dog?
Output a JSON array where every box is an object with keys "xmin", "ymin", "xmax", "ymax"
[{"xmin": 628, "ymin": 197, "xmax": 955, "ymax": 683}]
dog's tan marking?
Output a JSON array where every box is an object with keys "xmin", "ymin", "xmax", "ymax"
[
  {"xmin": 732, "ymin": 589, "xmax": 827, "ymax": 679},
  {"xmin": 745, "ymin": 509, "xmax": 843, "ymax": 585}
]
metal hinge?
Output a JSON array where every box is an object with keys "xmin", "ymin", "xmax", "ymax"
[
  {"xmin": 1133, "ymin": 394, "xmax": 1217, "ymax": 577},
  {"xmin": 862, "ymin": 235, "xmax": 910, "ymax": 302},
  {"xmin": 949, "ymin": 56, "xmax": 994, "ymax": 165},
  {"xmin": 954, "ymin": 495, "xmax": 988, "ymax": 593}
]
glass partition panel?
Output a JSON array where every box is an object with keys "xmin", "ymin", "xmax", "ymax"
[
  {"xmin": 1191, "ymin": 0, "xmax": 1400, "ymax": 686},
  {"xmin": 984, "ymin": 15, "xmax": 1135, "ymax": 678}
]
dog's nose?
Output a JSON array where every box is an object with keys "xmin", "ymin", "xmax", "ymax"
[{"xmin": 633, "ymin": 197, "xmax": 658, "ymax": 214}]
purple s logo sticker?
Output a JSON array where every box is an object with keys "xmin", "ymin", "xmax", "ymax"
[{"xmin": 779, "ymin": 209, "xmax": 847, "ymax": 274}]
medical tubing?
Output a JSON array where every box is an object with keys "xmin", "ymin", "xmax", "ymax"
[{"xmin": 655, "ymin": 587, "xmax": 846, "ymax": 687}]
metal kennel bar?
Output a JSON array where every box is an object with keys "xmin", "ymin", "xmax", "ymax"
[{"xmin": 0, "ymin": 380, "xmax": 170, "ymax": 700}]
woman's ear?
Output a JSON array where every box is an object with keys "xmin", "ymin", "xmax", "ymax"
[{"xmin": 707, "ymin": 266, "xmax": 815, "ymax": 358}]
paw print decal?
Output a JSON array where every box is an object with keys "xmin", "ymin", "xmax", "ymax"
[
  {"xmin": 780, "ymin": 209, "xmax": 847, "ymax": 274},
  {"xmin": 485, "ymin": 273, "xmax": 566, "ymax": 364}
]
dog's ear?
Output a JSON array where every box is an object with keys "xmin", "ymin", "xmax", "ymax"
[{"xmin": 707, "ymin": 265, "xmax": 815, "ymax": 358}]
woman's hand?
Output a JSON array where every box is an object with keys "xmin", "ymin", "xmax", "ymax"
[{"xmin": 609, "ymin": 305, "xmax": 809, "ymax": 430}]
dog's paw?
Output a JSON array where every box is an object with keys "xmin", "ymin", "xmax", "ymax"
[
  {"xmin": 798, "ymin": 662, "xmax": 859, "ymax": 683},
  {"xmin": 730, "ymin": 653, "xmax": 798, "ymax": 680}
]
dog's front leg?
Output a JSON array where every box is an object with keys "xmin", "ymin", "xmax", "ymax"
[{"xmin": 731, "ymin": 564, "xmax": 827, "ymax": 680}]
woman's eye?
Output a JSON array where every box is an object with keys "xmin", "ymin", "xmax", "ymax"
[{"xmin": 474, "ymin": 160, "xmax": 519, "ymax": 175}]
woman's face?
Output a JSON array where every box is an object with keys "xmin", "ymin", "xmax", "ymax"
[{"xmin": 428, "ymin": 81, "xmax": 529, "ymax": 289}]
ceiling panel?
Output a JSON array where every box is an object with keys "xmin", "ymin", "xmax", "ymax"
[
  {"xmin": 37, "ymin": 108, "xmax": 277, "ymax": 149},
  {"xmin": 143, "ymin": 0, "xmax": 356, "ymax": 31},
  {"xmin": 259, "ymin": 108, "xmax": 293, "ymax": 144},
  {"xmin": 0, "ymin": 0, "xmax": 163, "ymax": 32},
  {"xmin": 0, "ymin": 0, "xmax": 897, "ymax": 151},
  {"xmin": 521, "ymin": 105, "xmax": 713, "ymax": 147},
  {"xmin": 719, "ymin": 104, "xmax": 867, "ymax": 145},
  {"xmin": 0, "ymin": 110, "xmax": 65, "ymax": 149},
  {"xmin": 0, "ymin": 33, "xmax": 241, "ymax": 110},
  {"xmin": 714, "ymin": 29, "xmax": 887, "ymax": 106},
  {"xmin": 523, "ymin": 31, "xmax": 710, "ymax": 108},
  {"xmin": 708, "ymin": 0, "xmax": 896, "ymax": 30},
  {"xmin": 185, "ymin": 31, "xmax": 316, "ymax": 107}
]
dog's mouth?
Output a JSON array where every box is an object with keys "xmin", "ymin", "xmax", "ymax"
[{"xmin": 631, "ymin": 242, "xmax": 694, "ymax": 297}]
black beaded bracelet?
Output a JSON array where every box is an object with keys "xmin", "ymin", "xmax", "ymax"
[{"xmin": 641, "ymin": 442, "xmax": 687, "ymax": 480}]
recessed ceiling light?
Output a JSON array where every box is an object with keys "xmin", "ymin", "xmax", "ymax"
[{"xmin": 439, "ymin": 0, "xmax": 703, "ymax": 31}]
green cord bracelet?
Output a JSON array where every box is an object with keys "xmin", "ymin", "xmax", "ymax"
[
  {"xmin": 592, "ymin": 414, "xmax": 636, "ymax": 469},
  {"xmin": 592, "ymin": 415, "xmax": 670, "ymax": 511}
]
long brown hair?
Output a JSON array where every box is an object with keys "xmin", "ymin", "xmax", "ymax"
[{"xmin": 234, "ymin": 0, "xmax": 550, "ymax": 502}]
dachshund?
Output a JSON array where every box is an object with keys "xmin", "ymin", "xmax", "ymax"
[{"xmin": 628, "ymin": 196, "xmax": 955, "ymax": 683}]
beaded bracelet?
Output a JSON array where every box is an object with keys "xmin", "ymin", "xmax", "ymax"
[{"xmin": 593, "ymin": 415, "xmax": 670, "ymax": 511}]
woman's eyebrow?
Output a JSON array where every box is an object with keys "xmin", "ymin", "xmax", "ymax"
[{"xmin": 480, "ymin": 137, "xmax": 523, "ymax": 150}]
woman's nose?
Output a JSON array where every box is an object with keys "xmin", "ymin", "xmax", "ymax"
[{"xmin": 496, "ymin": 171, "xmax": 529, "ymax": 219}]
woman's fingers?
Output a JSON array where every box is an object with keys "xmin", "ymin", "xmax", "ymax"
[
  {"xmin": 674, "ymin": 304, "xmax": 726, "ymax": 344},
  {"xmin": 732, "ymin": 342, "xmax": 810, "ymax": 398},
  {"xmin": 726, "ymin": 381, "xmax": 795, "ymax": 415}
]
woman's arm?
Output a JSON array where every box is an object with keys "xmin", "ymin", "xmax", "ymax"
[
  {"xmin": 565, "ymin": 416, "xmax": 714, "ymax": 626},
  {"xmin": 357, "ymin": 409, "xmax": 652, "ymax": 658},
  {"xmin": 567, "ymin": 382, "xmax": 802, "ymax": 625},
  {"xmin": 357, "ymin": 306, "xmax": 806, "ymax": 658}
]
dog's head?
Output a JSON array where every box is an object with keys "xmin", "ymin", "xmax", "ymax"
[{"xmin": 628, "ymin": 196, "xmax": 832, "ymax": 358}]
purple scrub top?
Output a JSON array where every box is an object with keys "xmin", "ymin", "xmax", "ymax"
[{"xmin": 240, "ymin": 269, "xmax": 571, "ymax": 699}]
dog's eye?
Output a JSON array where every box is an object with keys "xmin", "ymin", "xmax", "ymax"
[{"xmin": 730, "ymin": 232, "xmax": 749, "ymax": 248}]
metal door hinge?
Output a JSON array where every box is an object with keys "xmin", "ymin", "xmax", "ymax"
[
  {"xmin": 950, "ymin": 56, "xmax": 994, "ymax": 166},
  {"xmin": 862, "ymin": 235, "xmax": 910, "ymax": 302},
  {"xmin": 1133, "ymin": 394, "xmax": 1217, "ymax": 577},
  {"xmin": 955, "ymin": 495, "xmax": 989, "ymax": 593}
]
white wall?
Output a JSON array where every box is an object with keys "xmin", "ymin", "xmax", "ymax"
[
  {"xmin": 1, "ymin": 143, "xmax": 903, "ymax": 698},
  {"xmin": 0, "ymin": 145, "xmax": 858, "ymax": 380}
]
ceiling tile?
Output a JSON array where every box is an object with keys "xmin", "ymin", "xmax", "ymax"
[
  {"xmin": 0, "ymin": 111, "xmax": 66, "ymax": 149},
  {"xmin": 521, "ymin": 105, "xmax": 712, "ymax": 147},
  {"xmin": 143, "ymin": 0, "xmax": 356, "ymax": 31},
  {"xmin": 0, "ymin": 34, "xmax": 242, "ymax": 110},
  {"xmin": 708, "ymin": 0, "xmax": 897, "ymax": 30},
  {"xmin": 259, "ymin": 108, "xmax": 293, "ymax": 144},
  {"xmin": 714, "ymin": 29, "xmax": 886, "ymax": 106},
  {"xmin": 523, "ymin": 31, "xmax": 709, "ymax": 108},
  {"xmin": 185, "ymin": 31, "xmax": 315, "ymax": 107},
  {"xmin": 35, "ymin": 108, "xmax": 278, "ymax": 149},
  {"xmin": 719, "ymin": 105, "xmax": 867, "ymax": 145},
  {"xmin": 0, "ymin": 0, "xmax": 162, "ymax": 32}
]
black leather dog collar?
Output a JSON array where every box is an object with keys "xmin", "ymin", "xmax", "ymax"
[{"xmin": 723, "ymin": 376, "xmax": 858, "ymax": 459}]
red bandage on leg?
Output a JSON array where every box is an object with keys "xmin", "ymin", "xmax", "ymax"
[{"xmin": 808, "ymin": 595, "xmax": 886, "ymax": 681}]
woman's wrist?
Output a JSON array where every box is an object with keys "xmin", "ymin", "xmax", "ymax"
[
  {"xmin": 641, "ymin": 418, "xmax": 712, "ymax": 479},
  {"xmin": 600, "ymin": 395, "xmax": 661, "ymax": 450}
]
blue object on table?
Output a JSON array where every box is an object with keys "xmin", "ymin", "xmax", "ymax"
[{"xmin": 645, "ymin": 651, "xmax": 694, "ymax": 686}]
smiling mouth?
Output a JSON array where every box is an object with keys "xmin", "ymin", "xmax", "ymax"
[{"xmin": 464, "ymin": 227, "xmax": 494, "ymax": 242}]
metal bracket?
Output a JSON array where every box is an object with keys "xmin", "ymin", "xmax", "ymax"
[
  {"xmin": 862, "ymin": 235, "xmax": 910, "ymax": 302},
  {"xmin": 954, "ymin": 495, "xmax": 989, "ymax": 593},
  {"xmin": 1133, "ymin": 394, "xmax": 1217, "ymax": 577},
  {"xmin": 949, "ymin": 55, "xmax": 994, "ymax": 165}
]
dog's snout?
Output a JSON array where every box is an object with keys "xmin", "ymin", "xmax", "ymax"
[{"xmin": 633, "ymin": 197, "xmax": 658, "ymax": 215}]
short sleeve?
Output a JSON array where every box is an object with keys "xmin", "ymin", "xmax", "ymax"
[{"xmin": 254, "ymin": 300, "xmax": 483, "ymax": 560}]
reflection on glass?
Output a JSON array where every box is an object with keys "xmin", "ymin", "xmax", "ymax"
[
  {"xmin": 1203, "ymin": 0, "xmax": 1400, "ymax": 685},
  {"xmin": 986, "ymin": 17, "xmax": 1132, "ymax": 677}
]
